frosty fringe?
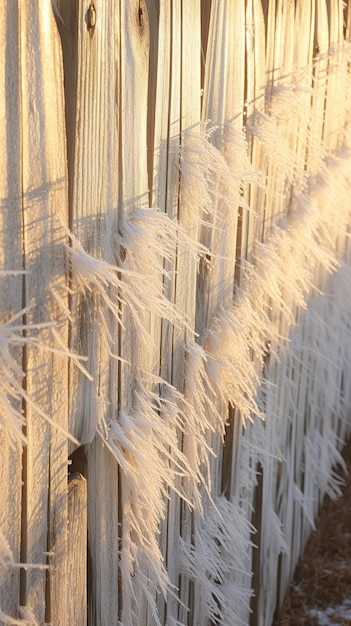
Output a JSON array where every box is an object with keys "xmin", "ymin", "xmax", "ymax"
[
  {"xmin": 2, "ymin": 35, "xmax": 351, "ymax": 626},
  {"xmin": 63, "ymin": 130, "xmax": 351, "ymax": 624}
]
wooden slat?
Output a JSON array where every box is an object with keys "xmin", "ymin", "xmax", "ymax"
[
  {"xmin": 118, "ymin": 2, "xmax": 153, "ymax": 624},
  {"xmin": 20, "ymin": 2, "xmax": 69, "ymax": 623},
  {"xmin": 68, "ymin": 473, "xmax": 87, "ymax": 625},
  {"xmin": 149, "ymin": 3, "xmax": 182, "ymax": 623},
  {"xmin": 324, "ymin": 0, "xmax": 345, "ymax": 149},
  {"xmin": 148, "ymin": 5, "xmax": 173, "ymax": 623},
  {"xmin": 87, "ymin": 439, "xmax": 119, "ymax": 625},
  {"xmin": 177, "ymin": 5, "xmax": 202, "ymax": 622},
  {"xmin": 57, "ymin": 2, "xmax": 121, "ymax": 625},
  {"xmin": 307, "ymin": 0, "xmax": 329, "ymax": 176},
  {"xmin": 201, "ymin": 0, "xmax": 246, "ymax": 492},
  {"xmin": 0, "ymin": 1, "xmax": 23, "ymax": 621},
  {"xmin": 57, "ymin": 0, "xmax": 120, "ymax": 450}
]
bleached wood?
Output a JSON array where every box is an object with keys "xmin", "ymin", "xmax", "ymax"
[
  {"xmin": 245, "ymin": 0, "xmax": 266, "ymax": 249},
  {"xmin": 323, "ymin": 0, "xmax": 344, "ymax": 149},
  {"xmin": 0, "ymin": 3, "xmax": 23, "ymax": 620},
  {"xmin": 307, "ymin": 0, "xmax": 329, "ymax": 176},
  {"xmin": 201, "ymin": 0, "xmax": 246, "ymax": 487},
  {"xmin": 68, "ymin": 473, "xmax": 87, "ymax": 626},
  {"xmin": 1, "ymin": 3, "xmax": 351, "ymax": 626},
  {"xmin": 57, "ymin": 0, "xmax": 120, "ymax": 449},
  {"xmin": 155, "ymin": 0, "xmax": 181, "ymax": 620},
  {"xmin": 148, "ymin": 6, "xmax": 174, "ymax": 623},
  {"xmin": 177, "ymin": 5, "xmax": 202, "ymax": 622},
  {"xmin": 118, "ymin": 2, "xmax": 154, "ymax": 624},
  {"xmin": 20, "ymin": 2, "xmax": 69, "ymax": 623},
  {"xmin": 57, "ymin": 2, "xmax": 121, "ymax": 624},
  {"xmin": 87, "ymin": 439, "xmax": 119, "ymax": 625}
]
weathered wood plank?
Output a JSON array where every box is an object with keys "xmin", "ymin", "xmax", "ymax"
[
  {"xmin": 177, "ymin": 5, "xmax": 202, "ymax": 621},
  {"xmin": 19, "ymin": 2, "xmax": 69, "ymax": 623},
  {"xmin": 87, "ymin": 439, "xmax": 119, "ymax": 626},
  {"xmin": 118, "ymin": 2, "xmax": 155, "ymax": 624},
  {"xmin": 324, "ymin": 0, "xmax": 344, "ymax": 150},
  {"xmin": 68, "ymin": 473, "xmax": 87, "ymax": 626},
  {"xmin": 201, "ymin": 0, "xmax": 246, "ymax": 492},
  {"xmin": 0, "ymin": 2, "xmax": 23, "ymax": 621},
  {"xmin": 307, "ymin": 0, "xmax": 329, "ymax": 176},
  {"xmin": 148, "ymin": 3, "xmax": 182, "ymax": 623},
  {"xmin": 57, "ymin": 0, "xmax": 120, "ymax": 449},
  {"xmin": 57, "ymin": 2, "xmax": 121, "ymax": 625}
]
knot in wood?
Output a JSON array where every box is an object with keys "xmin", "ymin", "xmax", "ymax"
[{"xmin": 86, "ymin": 3, "xmax": 96, "ymax": 34}]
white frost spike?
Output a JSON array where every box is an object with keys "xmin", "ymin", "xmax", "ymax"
[
  {"xmin": 247, "ymin": 109, "xmax": 296, "ymax": 183},
  {"xmin": 205, "ymin": 307, "xmax": 261, "ymax": 424},
  {"xmin": 115, "ymin": 207, "xmax": 205, "ymax": 268},
  {"xmin": 180, "ymin": 496, "xmax": 254, "ymax": 626},
  {"xmin": 114, "ymin": 207, "xmax": 205, "ymax": 332},
  {"xmin": 0, "ymin": 312, "xmax": 80, "ymax": 448},
  {"xmin": 181, "ymin": 341, "xmax": 223, "ymax": 507},
  {"xmin": 179, "ymin": 127, "xmax": 246, "ymax": 224},
  {"xmin": 223, "ymin": 121, "xmax": 265, "ymax": 187},
  {"xmin": 104, "ymin": 379, "xmax": 195, "ymax": 626},
  {"xmin": 66, "ymin": 210, "xmax": 199, "ymax": 352}
]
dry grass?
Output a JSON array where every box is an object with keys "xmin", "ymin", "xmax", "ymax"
[{"xmin": 273, "ymin": 438, "xmax": 351, "ymax": 625}]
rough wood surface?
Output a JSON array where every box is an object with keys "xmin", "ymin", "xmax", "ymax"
[
  {"xmin": 57, "ymin": 3, "xmax": 121, "ymax": 625},
  {"xmin": 19, "ymin": 2, "xmax": 69, "ymax": 623},
  {"xmin": 68, "ymin": 473, "xmax": 87, "ymax": 626},
  {"xmin": 1, "ymin": 3, "xmax": 351, "ymax": 626},
  {"xmin": 0, "ymin": 2, "xmax": 23, "ymax": 621}
]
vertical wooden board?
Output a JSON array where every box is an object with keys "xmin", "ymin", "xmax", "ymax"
[
  {"xmin": 197, "ymin": 12, "xmax": 247, "ymax": 603},
  {"xmin": 263, "ymin": 0, "xmax": 295, "ymax": 237},
  {"xmin": 57, "ymin": 2, "xmax": 121, "ymax": 624},
  {"xmin": 201, "ymin": 0, "xmax": 245, "ymax": 331},
  {"xmin": 87, "ymin": 439, "xmax": 119, "ymax": 626},
  {"xmin": 119, "ymin": 2, "xmax": 158, "ymax": 624},
  {"xmin": 118, "ymin": 0, "xmax": 150, "ymax": 407},
  {"xmin": 147, "ymin": 3, "xmax": 174, "ymax": 624},
  {"xmin": 149, "ymin": 3, "xmax": 185, "ymax": 623},
  {"xmin": 264, "ymin": 0, "xmax": 277, "ymax": 93},
  {"xmin": 0, "ymin": 1, "xmax": 23, "ymax": 619},
  {"xmin": 245, "ymin": 0, "xmax": 266, "ymax": 258},
  {"xmin": 152, "ymin": 2, "xmax": 191, "ymax": 621},
  {"xmin": 20, "ymin": 2, "xmax": 69, "ymax": 623},
  {"xmin": 193, "ymin": 2, "xmax": 248, "ymax": 622},
  {"xmin": 307, "ymin": 0, "xmax": 329, "ymax": 176},
  {"xmin": 324, "ymin": 0, "xmax": 344, "ymax": 150},
  {"xmin": 292, "ymin": 0, "xmax": 315, "ymax": 186},
  {"xmin": 57, "ymin": 0, "xmax": 120, "ymax": 449},
  {"xmin": 149, "ymin": 0, "xmax": 172, "ymax": 213},
  {"xmin": 200, "ymin": 0, "xmax": 246, "ymax": 346},
  {"xmin": 68, "ymin": 473, "xmax": 87, "ymax": 626},
  {"xmin": 177, "ymin": 5, "xmax": 202, "ymax": 621}
]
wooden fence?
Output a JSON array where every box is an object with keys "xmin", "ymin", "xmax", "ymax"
[{"xmin": 1, "ymin": 1, "xmax": 351, "ymax": 624}]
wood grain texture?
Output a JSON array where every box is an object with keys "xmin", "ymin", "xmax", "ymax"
[
  {"xmin": 177, "ymin": 6, "xmax": 202, "ymax": 622},
  {"xmin": 86, "ymin": 440, "xmax": 119, "ymax": 626},
  {"xmin": 57, "ymin": 2, "xmax": 121, "ymax": 625},
  {"xmin": 57, "ymin": 0, "xmax": 120, "ymax": 449},
  {"xmin": 0, "ymin": 1, "xmax": 23, "ymax": 621},
  {"xmin": 68, "ymin": 473, "xmax": 87, "ymax": 626},
  {"xmin": 1, "ymin": 3, "xmax": 351, "ymax": 626},
  {"xmin": 148, "ymin": 4, "xmax": 181, "ymax": 623},
  {"xmin": 119, "ymin": 2, "xmax": 153, "ymax": 624},
  {"xmin": 19, "ymin": 2, "xmax": 69, "ymax": 622}
]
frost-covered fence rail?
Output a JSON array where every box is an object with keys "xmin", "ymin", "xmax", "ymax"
[{"xmin": 1, "ymin": 1, "xmax": 351, "ymax": 625}]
